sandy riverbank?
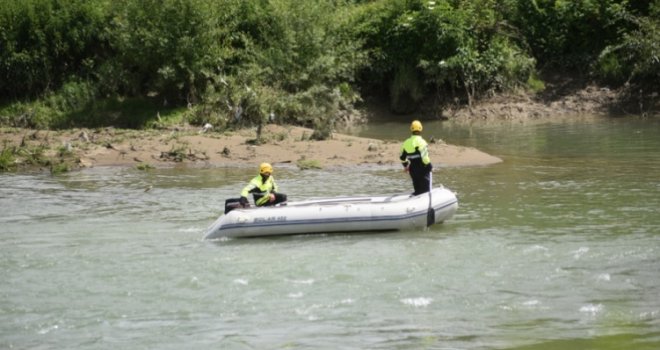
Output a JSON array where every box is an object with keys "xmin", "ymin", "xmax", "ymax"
[{"xmin": 1, "ymin": 124, "xmax": 502, "ymax": 171}]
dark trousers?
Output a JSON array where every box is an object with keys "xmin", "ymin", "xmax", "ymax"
[{"xmin": 409, "ymin": 167, "xmax": 430, "ymax": 195}]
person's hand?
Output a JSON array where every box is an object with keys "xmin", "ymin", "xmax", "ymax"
[
  {"xmin": 239, "ymin": 196, "xmax": 249, "ymax": 207},
  {"xmin": 404, "ymin": 165, "xmax": 410, "ymax": 173},
  {"xmin": 269, "ymin": 193, "xmax": 276, "ymax": 202}
]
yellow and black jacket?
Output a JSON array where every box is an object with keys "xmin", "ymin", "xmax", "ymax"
[
  {"xmin": 400, "ymin": 134, "xmax": 431, "ymax": 169},
  {"xmin": 241, "ymin": 175, "xmax": 279, "ymax": 206}
]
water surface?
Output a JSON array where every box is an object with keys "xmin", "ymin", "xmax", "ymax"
[{"xmin": 2, "ymin": 117, "xmax": 660, "ymax": 349}]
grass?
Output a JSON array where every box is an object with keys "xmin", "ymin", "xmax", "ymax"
[
  {"xmin": 0, "ymin": 144, "xmax": 16, "ymax": 172},
  {"xmin": 0, "ymin": 128, "xmax": 79, "ymax": 173},
  {"xmin": 162, "ymin": 143, "xmax": 189, "ymax": 162},
  {"xmin": 1, "ymin": 96, "xmax": 188, "ymax": 130},
  {"xmin": 297, "ymin": 159, "xmax": 322, "ymax": 170},
  {"xmin": 136, "ymin": 163, "xmax": 155, "ymax": 171},
  {"xmin": 50, "ymin": 162, "xmax": 70, "ymax": 174}
]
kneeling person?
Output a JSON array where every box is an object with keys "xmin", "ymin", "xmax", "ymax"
[{"xmin": 239, "ymin": 163, "xmax": 287, "ymax": 207}]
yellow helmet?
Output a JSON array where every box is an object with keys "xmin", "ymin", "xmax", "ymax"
[
  {"xmin": 410, "ymin": 120, "xmax": 423, "ymax": 132},
  {"xmin": 259, "ymin": 162, "xmax": 273, "ymax": 174}
]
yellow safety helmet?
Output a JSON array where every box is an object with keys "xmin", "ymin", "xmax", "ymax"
[
  {"xmin": 259, "ymin": 162, "xmax": 273, "ymax": 174},
  {"xmin": 410, "ymin": 120, "xmax": 423, "ymax": 132}
]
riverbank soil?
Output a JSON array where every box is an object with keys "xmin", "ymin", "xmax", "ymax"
[
  {"xmin": 0, "ymin": 124, "xmax": 502, "ymax": 171},
  {"xmin": 3, "ymin": 78, "xmax": 657, "ymax": 172},
  {"xmin": 443, "ymin": 76, "xmax": 659, "ymax": 121}
]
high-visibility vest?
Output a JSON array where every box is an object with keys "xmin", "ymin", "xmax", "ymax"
[
  {"xmin": 241, "ymin": 175, "xmax": 278, "ymax": 206},
  {"xmin": 400, "ymin": 135, "xmax": 431, "ymax": 166}
]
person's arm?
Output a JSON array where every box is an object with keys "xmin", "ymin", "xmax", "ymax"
[
  {"xmin": 240, "ymin": 180, "xmax": 256, "ymax": 206},
  {"xmin": 400, "ymin": 143, "xmax": 410, "ymax": 169}
]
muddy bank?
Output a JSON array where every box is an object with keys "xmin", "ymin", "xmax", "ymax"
[
  {"xmin": 0, "ymin": 124, "xmax": 502, "ymax": 172},
  {"xmin": 441, "ymin": 79, "xmax": 658, "ymax": 122},
  {"xmin": 6, "ymin": 80, "xmax": 655, "ymax": 173}
]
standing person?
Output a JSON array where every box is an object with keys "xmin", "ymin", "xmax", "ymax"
[
  {"xmin": 239, "ymin": 162, "xmax": 287, "ymax": 207},
  {"xmin": 400, "ymin": 120, "xmax": 433, "ymax": 195}
]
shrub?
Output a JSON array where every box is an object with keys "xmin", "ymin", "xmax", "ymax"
[
  {"xmin": 0, "ymin": 144, "xmax": 17, "ymax": 172},
  {"xmin": 596, "ymin": 9, "xmax": 660, "ymax": 86}
]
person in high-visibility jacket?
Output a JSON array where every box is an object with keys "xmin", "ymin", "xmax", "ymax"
[
  {"xmin": 400, "ymin": 120, "xmax": 433, "ymax": 195},
  {"xmin": 239, "ymin": 163, "xmax": 287, "ymax": 207}
]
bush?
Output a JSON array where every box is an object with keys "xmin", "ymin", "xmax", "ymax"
[
  {"xmin": 512, "ymin": 0, "xmax": 629, "ymax": 71},
  {"xmin": 596, "ymin": 8, "xmax": 660, "ymax": 86},
  {"xmin": 0, "ymin": 0, "xmax": 109, "ymax": 99},
  {"xmin": 352, "ymin": 0, "xmax": 536, "ymax": 110},
  {"xmin": 1, "ymin": 0, "xmax": 658, "ymax": 130},
  {"xmin": 0, "ymin": 143, "xmax": 17, "ymax": 172}
]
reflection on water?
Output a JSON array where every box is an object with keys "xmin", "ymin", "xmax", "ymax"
[{"xmin": 1, "ymin": 117, "xmax": 660, "ymax": 349}]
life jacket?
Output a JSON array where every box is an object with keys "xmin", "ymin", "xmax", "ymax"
[
  {"xmin": 241, "ymin": 174, "xmax": 278, "ymax": 206},
  {"xmin": 400, "ymin": 134, "xmax": 430, "ymax": 167}
]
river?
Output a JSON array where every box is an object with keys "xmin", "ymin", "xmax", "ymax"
[{"xmin": 2, "ymin": 116, "xmax": 659, "ymax": 349}]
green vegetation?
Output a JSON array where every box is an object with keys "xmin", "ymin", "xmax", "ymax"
[
  {"xmin": 162, "ymin": 144, "xmax": 188, "ymax": 162},
  {"xmin": 0, "ymin": 142, "xmax": 17, "ymax": 172},
  {"xmin": 296, "ymin": 159, "xmax": 323, "ymax": 170},
  {"xmin": 136, "ymin": 163, "xmax": 155, "ymax": 171},
  {"xmin": 1, "ymin": 0, "xmax": 658, "ymax": 132},
  {"xmin": 0, "ymin": 129, "xmax": 84, "ymax": 173},
  {"xmin": 50, "ymin": 161, "xmax": 71, "ymax": 175}
]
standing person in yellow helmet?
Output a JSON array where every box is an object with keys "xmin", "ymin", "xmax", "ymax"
[
  {"xmin": 400, "ymin": 120, "xmax": 433, "ymax": 195},
  {"xmin": 239, "ymin": 162, "xmax": 287, "ymax": 207}
]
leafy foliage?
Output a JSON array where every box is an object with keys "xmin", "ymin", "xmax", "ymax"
[
  {"xmin": 511, "ymin": 0, "xmax": 635, "ymax": 72},
  {"xmin": 350, "ymin": 0, "xmax": 536, "ymax": 110},
  {"xmin": 0, "ymin": 0, "xmax": 658, "ymax": 130},
  {"xmin": 596, "ymin": 2, "xmax": 660, "ymax": 85},
  {"xmin": 190, "ymin": 0, "xmax": 367, "ymax": 139},
  {"xmin": 0, "ymin": 0, "xmax": 109, "ymax": 99},
  {"xmin": 0, "ymin": 142, "xmax": 17, "ymax": 172}
]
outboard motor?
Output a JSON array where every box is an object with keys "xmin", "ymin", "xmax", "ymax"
[{"xmin": 224, "ymin": 198, "xmax": 244, "ymax": 214}]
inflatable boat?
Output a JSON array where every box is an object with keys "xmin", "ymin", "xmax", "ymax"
[{"xmin": 204, "ymin": 187, "xmax": 458, "ymax": 239}]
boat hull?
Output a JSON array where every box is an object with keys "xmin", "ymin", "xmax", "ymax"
[{"xmin": 204, "ymin": 187, "xmax": 458, "ymax": 239}]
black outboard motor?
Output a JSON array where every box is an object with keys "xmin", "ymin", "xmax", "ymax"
[{"xmin": 224, "ymin": 198, "xmax": 245, "ymax": 214}]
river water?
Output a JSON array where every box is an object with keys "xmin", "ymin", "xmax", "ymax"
[{"xmin": 2, "ymin": 117, "xmax": 659, "ymax": 349}]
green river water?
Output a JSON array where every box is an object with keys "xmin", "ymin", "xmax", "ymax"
[{"xmin": 1, "ymin": 116, "xmax": 659, "ymax": 349}]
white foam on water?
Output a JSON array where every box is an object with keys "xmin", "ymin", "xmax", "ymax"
[
  {"xmin": 596, "ymin": 273, "xmax": 611, "ymax": 281},
  {"xmin": 523, "ymin": 300, "xmax": 540, "ymax": 307},
  {"xmin": 523, "ymin": 245, "xmax": 549, "ymax": 254},
  {"xmin": 400, "ymin": 297, "xmax": 433, "ymax": 307},
  {"xmin": 37, "ymin": 324, "xmax": 59, "ymax": 335},
  {"xmin": 580, "ymin": 303, "xmax": 603, "ymax": 315},
  {"xmin": 573, "ymin": 247, "xmax": 590, "ymax": 259},
  {"xmin": 288, "ymin": 278, "xmax": 315, "ymax": 285}
]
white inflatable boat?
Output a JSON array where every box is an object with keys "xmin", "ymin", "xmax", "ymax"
[{"xmin": 204, "ymin": 187, "xmax": 458, "ymax": 239}]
